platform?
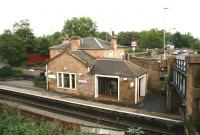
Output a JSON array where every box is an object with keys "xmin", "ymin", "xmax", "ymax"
[{"xmin": 0, "ymin": 80, "xmax": 181, "ymax": 123}]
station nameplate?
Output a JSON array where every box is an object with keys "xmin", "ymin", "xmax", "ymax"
[{"xmin": 79, "ymin": 80, "xmax": 87, "ymax": 84}]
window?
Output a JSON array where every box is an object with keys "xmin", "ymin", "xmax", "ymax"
[
  {"xmin": 57, "ymin": 72, "xmax": 76, "ymax": 89},
  {"xmin": 64, "ymin": 74, "xmax": 70, "ymax": 88}
]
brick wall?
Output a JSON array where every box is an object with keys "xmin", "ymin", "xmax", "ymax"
[
  {"xmin": 185, "ymin": 55, "xmax": 200, "ymax": 127},
  {"xmin": 119, "ymin": 77, "xmax": 135, "ymax": 104},
  {"xmin": 129, "ymin": 56, "xmax": 167, "ymax": 92},
  {"xmin": 50, "ymin": 49, "xmax": 63, "ymax": 59},
  {"xmin": 47, "ymin": 52, "xmax": 94, "ymax": 98},
  {"xmin": 84, "ymin": 48, "xmax": 125, "ymax": 59}
]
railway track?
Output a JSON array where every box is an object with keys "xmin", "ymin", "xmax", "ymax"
[{"xmin": 0, "ymin": 88, "xmax": 184, "ymax": 135}]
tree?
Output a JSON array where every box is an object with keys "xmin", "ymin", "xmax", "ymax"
[
  {"xmin": 97, "ymin": 31, "xmax": 111, "ymax": 41},
  {"xmin": 45, "ymin": 32, "xmax": 62, "ymax": 46},
  {"xmin": 13, "ymin": 19, "xmax": 35, "ymax": 54},
  {"xmin": 0, "ymin": 30, "xmax": 24, "ymax": 66},
  {"xmin": 117, "ymin": 32, "xmax": 135, "ymax": 46},
  {"xmin": 62, "ymin": 17, "xmax": 97, "ymax": 37},
  {"xmin": 33, "ymin": 37, "xmax": 50, "ymax": 55},
  {"xmin": 138, "ymin": 29, "xmax": 163, "ymax": 49},
  {"xmin": 193, "ymin": 40, "xmax": 200, "ymax": 54}
]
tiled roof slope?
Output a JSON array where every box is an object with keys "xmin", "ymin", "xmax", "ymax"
[
  {"xmin": 70, "ymin": 50, "xmax": 96, "ymax": 65},
  {"xmin": 90, "ymin": 58, "xmax": 147, "ymax": 77},
  {"xmin": 50, "ymin": 37, "xmax": 124, "ymax": 50},
  {"xmin": 49, "ymin": 43, "xmax": 70, "ymax": 49}
]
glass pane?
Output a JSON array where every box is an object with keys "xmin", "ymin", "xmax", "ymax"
[
  {"xmin": 64, "ymin": 74, "xmax": 70, "ymax": 88},
  {"xmin": 58, "ymin": 73, "xmax": 62, "ymax": 87},
  {"xmin": 71, "ymin": 74, "xmax": 75, "ymax": 89}
]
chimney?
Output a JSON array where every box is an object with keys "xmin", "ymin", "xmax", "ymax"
[
  {"xmin": 111, "ymin": 35, "xmax": 118, "ymax": 50},
  {"xmin": 62, "ymin": 34, "xmax": 70, "ymax": 44},
  {"xmin": 71, "ymin": 36, "xmax": 80, "ymax": 50}
]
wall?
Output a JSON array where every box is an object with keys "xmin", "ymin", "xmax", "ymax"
[
  {"xmin": 185, "ymin": 55, "xmax": 200, "ymax": 127},
  {"xmin": 84, "ymin": 48, "xmax": 125, "ymax": 59},
  {"xmin": 119, "ymin": 77, "xmax": 135, "ymax": 104},
  {"xmin": 49, "ymin": 49, "xmax": 63, "ymax": 59},
  {"xmin": 47, "ymin": 52, "xmax": 94, "ymax": 98},
  {"xmin": 48, "ymin": 51, "xmax": 139, "ymax": 105},
  {"xmin": 129, "ymin": 56, "xmax": 167, "ymax": 92}
]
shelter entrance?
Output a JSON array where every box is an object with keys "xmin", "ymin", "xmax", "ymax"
[{"xmin": 97, "ymin": 76, "xmax": 119, "ymax": 99}]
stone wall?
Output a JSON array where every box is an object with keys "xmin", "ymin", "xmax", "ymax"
[
  {"xmin": 49, "ymin": 49, "xmax": 63, "ymax": 59},
  {"xmin": 47, "ymin": 52, "xmax": 94, "ymax": 98},
  {"xmin": 84, "ymin": 48, "xmax": 125, "ymax": 59},
  {"xmin": 185, "ymin": 55, "xmax": 200, "ymax": 127},
  {"xmin": 129, "ymin": 56, "xmax": 167, "ymax": 92},
  {"xmin": 167, "ymin": 55, "xmax": 200, "ymax": 128},
  {"xmin": 119, "ymin": 77, "xmax": 135, "ymax": 104},
  {"xmin": 47, "ymin": 52, "xmax": 136, "ymax": 104}
]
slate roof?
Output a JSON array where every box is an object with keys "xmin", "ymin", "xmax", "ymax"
[
  {"xmin": 70, "ymin": 50, "xmax": 96, "ymax": 65},
  {"xmin": 50, "ymin": 37, "xmax": 124, "ymax": 50},
  {"xmin": 90, "ymin": 58, "xmax": 147, "ymax": 78},
  {"xmin": 49, "ymin": 43, "xmax": 70, "ymax": 49}
]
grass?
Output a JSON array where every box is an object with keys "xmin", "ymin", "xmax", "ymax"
[{"xmin": 0, "ymin": 103, "xmax": 93, "ymax": 135}]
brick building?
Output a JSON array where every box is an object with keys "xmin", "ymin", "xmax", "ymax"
[
  {"xmin": 46, "ymin": 36, "xmax": 148, "ymax": 104},
  {"xmin": 49, "ymin": 36, "xmax": 125, "ymax": 59}
]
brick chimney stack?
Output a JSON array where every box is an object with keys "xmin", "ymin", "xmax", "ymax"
[
  {"xmin": 71, "ymin": 36, "xmax": 80, "ymax": 50},
  {"xmin": 62, "ymin": 34, "xmax": 70, "ymax": 44},
  {"xmin": 111, "ymin": 35, "xmax": 118, "ymax": 50}
]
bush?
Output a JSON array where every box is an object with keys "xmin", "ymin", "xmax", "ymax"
[
  {"xmin": 127, "ymin": 127, "xmax": 144, "ymax": 135},
  {"xmin": 33, "ymin": 73, "xmax": 46, "ymax": 88},
  {"xmin": 0, "ymin": 104, "xmax": 90, "ymax": 135},
  {"xmin": 0, "ymin": 66, "xmax": 23, "ymax": 78}
]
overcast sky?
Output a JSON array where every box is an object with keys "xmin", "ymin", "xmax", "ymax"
[{"xmin": 0, "ymin": 0, "xmax": 200, "ymax": 38}]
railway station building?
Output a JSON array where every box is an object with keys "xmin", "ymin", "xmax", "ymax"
[{"xmin": 46, "ymin": 36, "xmax": 148, "ymax": 104}]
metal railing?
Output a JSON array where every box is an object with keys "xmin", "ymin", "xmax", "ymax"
[{"xmin": 171, "ymin": 57, "xmax": 187, "ymax": 99}]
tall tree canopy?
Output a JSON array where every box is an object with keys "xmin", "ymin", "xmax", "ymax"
[
  {"xmin": 13, "ymin": 19, "xmax": 35, "ymax": 54},
  {"xmin": 0, "ymin": 30, "xmax": 24, "ymax": 66},
  {"xmin": 1, "ymin": 17, "xmax": 200, "ymax": 66},
  {"xmin": 96, "ymin": 31, "xmax": 111, "ymax": 42},
  {"xmin": 62, "ymin": 17, "xmax": 97, "ymax": 37}
]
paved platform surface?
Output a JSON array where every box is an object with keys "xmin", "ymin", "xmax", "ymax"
[{"xmin": 0, "ymin": 80, "xmax": 181, "ymax": 122}]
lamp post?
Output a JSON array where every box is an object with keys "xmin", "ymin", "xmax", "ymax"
[{"xmin": 163, "ymin": 7, "xmax": 169, "ymax": 59}]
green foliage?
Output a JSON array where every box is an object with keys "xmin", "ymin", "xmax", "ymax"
[
  {"xmin": 117, "ymin": 32, "xmax": 134, "ymax": 46},
  {"xmin": 0, "ymin": 104, "xmax": 91, "ymax": 135},
  {"xmin": 127, "ymin": 127, "xmax": 144, "ymax": 135},
  {"xmin": 125, "ymin": 47, "xmax": 134, "ymax": 54},
  {"xmin": 0, "ymin": 18, "xmax": 200, "ymax": 67},
  {"xmin": 172, "ymin": 32, "xmax": 193, "ymax": 48},
  {"xmin": 138, "ymin": 29, "xmax": 163, "ymax": 49},
  {"xmin": 13, "ymin": 19, "xmax": 35, "ymax": 55},
  {"xmin": 193, "ymin": 40, "xmax": 200, "ymax": 54},
  {"xmin": 96, "ymin": 31, "xmax": 111, "ymax": 41},
  {"xmin": 0, "ymin": 65, "xmax": 23, "ymax": 78},
  {"xmin": 63, "ymin": 17, "xmax": 97, "ymax": 37}
]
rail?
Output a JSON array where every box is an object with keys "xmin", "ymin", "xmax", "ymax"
[{"xmin": 0, "ymin": 88, "xmax": 184, "ymax": 135}]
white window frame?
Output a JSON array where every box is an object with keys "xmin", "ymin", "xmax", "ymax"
[
  {"xmin": 95, "ymin": 74, "xmax": 120, "ymax": 100},
  {"xmin": 57, "ymin": 72, "xmax": 76, "ymax": 90}
]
